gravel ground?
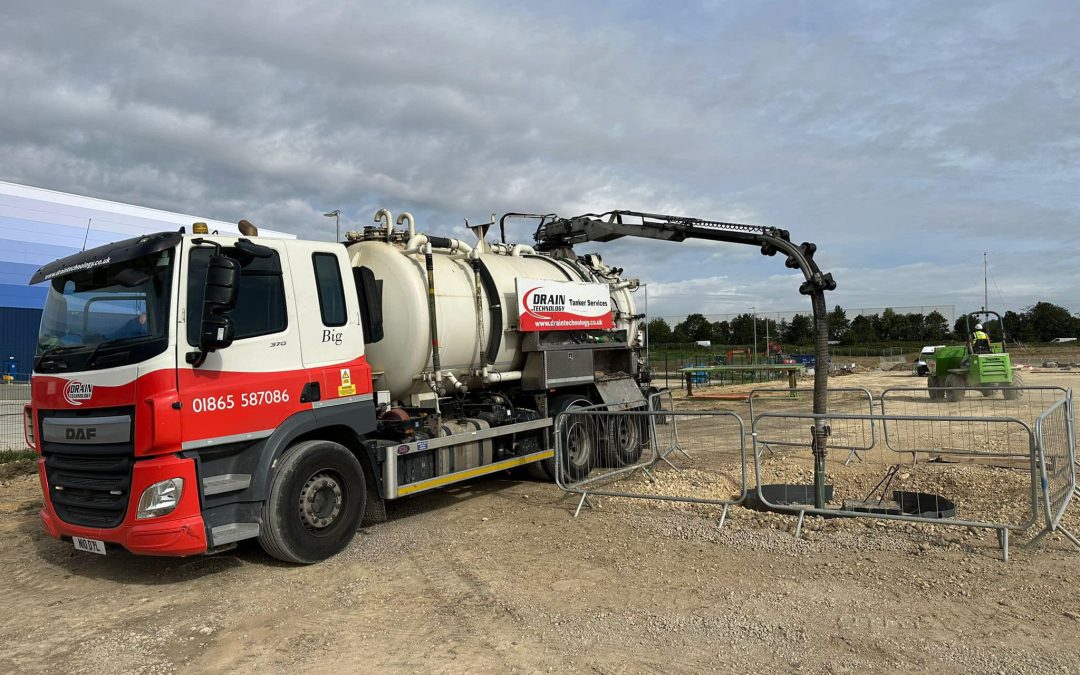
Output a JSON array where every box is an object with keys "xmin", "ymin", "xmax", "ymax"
[{"xmin": 1, "ymin": 370, "xmax": 1078, "ymax": 673}]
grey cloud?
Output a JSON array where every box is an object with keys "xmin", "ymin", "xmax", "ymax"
[{"xmin": 0, "ymin": 0, "xmax": 1077, "ymax": 316}]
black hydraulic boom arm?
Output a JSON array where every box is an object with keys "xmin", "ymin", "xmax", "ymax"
[{"xmin": 534, "ymin": 209, "xmax": 837, "ymax": 508}]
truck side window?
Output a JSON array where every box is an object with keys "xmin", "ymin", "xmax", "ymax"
[
  {"xmin": 187, "ymin": 247, "xmax": 288, "ymax": 345},
  {"xmin": 312, "ymin": 253, "xmax": 347, "ymax": 327}
]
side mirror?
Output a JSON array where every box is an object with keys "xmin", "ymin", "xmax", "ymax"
[{"xmin": 198, "ymin": 255, "xmax": 240, "ymax": 352}]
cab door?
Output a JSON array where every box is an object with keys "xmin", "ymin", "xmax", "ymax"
[
  {"xmin": 286, "ymin": 242, "xmax": 371, "ymax": 404},
  {"xmin": 175, "ymin": 237, "xmax": 307, "ymax": 449}
]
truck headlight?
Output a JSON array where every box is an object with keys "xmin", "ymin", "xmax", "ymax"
[{"xmin": 136, "ymin": 478, "xmax": 184, "ymax": 519}]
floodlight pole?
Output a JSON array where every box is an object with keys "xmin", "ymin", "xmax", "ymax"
[
  {"xmin": 751, "ymin": 306, "xmax": 757, "ymax": 366},
  {"xmin": 324, "ymin": 209, "xmax": 341, "ymax": 242}
]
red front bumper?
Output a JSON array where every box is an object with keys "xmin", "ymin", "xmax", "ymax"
[{"xmin": 38, "ymin": 454, "xmax": 208, "ymax": 557}]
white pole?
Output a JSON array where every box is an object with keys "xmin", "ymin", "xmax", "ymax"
[{"xmin": 751, "ymin": 306, "xmax": 757, "ymax": 366}]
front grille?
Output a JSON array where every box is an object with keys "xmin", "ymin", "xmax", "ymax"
[
  {"xmin": 39, "ymin": 405, "xmax": 136, "ymax": 529},
  {"xmin": 980, "ymin": 357, "xmax": 1009, "ymax": 379},
  {"xmin": 44, "ymin": 452, "xmax": 134, "ymax": 527}
]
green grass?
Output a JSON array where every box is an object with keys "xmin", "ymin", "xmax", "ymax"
[{"xmin": 0, "ymin": 449, "xmax": 37, "ymax": 464}]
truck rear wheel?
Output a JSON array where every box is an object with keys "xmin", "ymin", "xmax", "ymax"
[
  {"xmin": 599, "ymin": 411, "xmax": 646, "ymax": 467},
  {"xmin": 543, "ymin": 394, "xmax": 595, "ymax": 483},
  {"xmin": 258, "ymin": 440, "xmax": 367, "ymax": 564},
  {"xmin": 1003, "ymin": 373, "xmax": 1024, "ymax": 401}
]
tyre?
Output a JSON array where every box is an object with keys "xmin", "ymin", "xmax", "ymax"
[
  {"xmin": 524, "ymin": 460, "xmax": 553, "ymax": 481},
  {"xmin": 944, "ymin": 374, "xmax": 966, "ymax": 402},
  {"xmin": 599, "ymin": 409, "xmax": 646, "ymax": 467},
  {"xmin": 542, "ymin": 394, "xmax": 595, "ymax": 483},
  {"xmin": 981, "ymin": 388, "xmax": 995, "ymax": 397},
  {"xmin": 1003, "ymin": 372, "xmax": 1024, "ymax": 401},
  {"xmin": 927, "ymin": 376, "xmax": 945, "ymax": 401},
  {"xmin": 258, "ymin": 440, "xmax": 366, "ymax": 564}
]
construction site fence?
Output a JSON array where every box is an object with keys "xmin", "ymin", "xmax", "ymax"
[
  {"xmin": 749, "ymin": 387, "xmax": 876, "ymax": 466},
  {"xmin": 1033, "ymin": 397, "xmax": 1079, "ymax": 547},
  {"xmin": 552, "ymin": 386, "xmax": 1076, "ymax": 560},
  {"xmin": 752, "ymin": 410, "xmax": 1039, "ymax": 560},
  {"xmin": 553, "ymin": 391, "xmax": 747, "ymax": 520},
  {"xmin": 0, "ymin": 383, "xmax": 30, "ymax": 455}
]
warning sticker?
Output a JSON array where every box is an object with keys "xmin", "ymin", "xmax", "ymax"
[{"xmin": 338, "ymin": 368, "xmax": 356, "ymax": 397}]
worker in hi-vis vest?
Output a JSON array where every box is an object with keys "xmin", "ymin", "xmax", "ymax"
[{"xmin": 972, "ymin": 323, "xmax": 991, "ymax": 354}]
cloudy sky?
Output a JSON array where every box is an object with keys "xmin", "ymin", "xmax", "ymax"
[{"xmin": 2, "ymin": 0, "xmax": 1077, "ymax": 321}]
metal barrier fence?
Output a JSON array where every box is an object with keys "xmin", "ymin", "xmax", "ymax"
[
  {"xmin": 880, "ymin": 385, "xmax": 1070, "ymax": 433},
  {"xmin": 0, "ymin": 383, "xmax": 31, "ymax": 453},
  {"xmin": 554, "ymin": 394, "xmax": 747, "ymax": 522},
  {"xmin": 879, "ymin": 386, "xmax": 1069, "ymax": 470},
  {"xmin": 550, "ymin": 385, "xmax": 1078, "ymax": 560},
  {"xmin": 753, "ymin": 411, "xmax": 1039, "ymax": 560},
  {"xmin": 749, "ymin": 387, "xmax": 875, "ymax": 466},
  {"xmin": 1030, "ymin": 397, "xmax": 1079, "ymax": 548}
]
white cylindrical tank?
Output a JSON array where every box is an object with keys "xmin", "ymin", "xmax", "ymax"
[{"xmin": 347, "ymin": 237, "xmax": 638, "ymax": 400}]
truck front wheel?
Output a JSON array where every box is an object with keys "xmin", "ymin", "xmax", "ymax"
[
  {"xmin": 944, "ymin": 374, "xmax": 966, "ymax": 402},
  {"xmin": 258, "ymin": 440, "xmax": 367, "ymax": 564},
  {"xmin": 927, "ymin": 376, "xmax": 945, "ymax": 401}
]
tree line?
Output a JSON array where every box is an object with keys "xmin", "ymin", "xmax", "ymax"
[{"xmin": 648, "ymin": 302, "xmax": 1079, "ymax": 347}]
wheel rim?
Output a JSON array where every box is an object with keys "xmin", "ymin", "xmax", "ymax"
[
  {"xmin": 298, "ymin": 471, "xmax": 344, "ymax": 532},
  {"xmin": 608, "ymin": 417, "xmax": 640, "ymax": 456},
  {"xmin": 565, "ymin": 420, "xmax": 591, "ymax": 468}
]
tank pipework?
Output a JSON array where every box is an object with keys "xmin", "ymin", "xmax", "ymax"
[
  {"xmin": 396, "ymin": 212, "xmax": 415, "ymax": 239},
  {"xmin": 510, "ymin": 244, "xmax": 536, "ymax": 257},
  {"xmin": 374, "ymin": 208, "xmax": 394, "ymax": 242},
  {"xmin": 484, "ymin": 370, "xmax": 522, "ymax": 384},
  {"xmin": 423, "ymin": 242, "xmax": 446, "ymax": 396},
  {"xmin": 403, "ymin": 234, "xmax": 471, "ymax": 256},
  {"xmin": 443, "ymin": 371, "xmax": 468, "ymax": 394}
]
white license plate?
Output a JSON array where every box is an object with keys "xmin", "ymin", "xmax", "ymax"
[{"xmin": 72, "ymin": 536, "xmax": 106, "ymax": 555}]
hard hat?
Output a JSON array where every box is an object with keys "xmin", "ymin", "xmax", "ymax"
[{"xmin": 975, "ymin": 323, "xmax": 983, "ymax": 330}]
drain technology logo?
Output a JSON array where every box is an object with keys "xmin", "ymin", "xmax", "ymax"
[
  {"xmin": 516, "ymin": 278, "xmax": 613, "ymax": 331},
  {"xmin": 63, "ymin": 380, "xmax": 94, "ymax": 406}
]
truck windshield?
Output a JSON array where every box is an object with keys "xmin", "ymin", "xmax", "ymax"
[{"xmin": 36, "ymin": 249, "xmax": 175, "ymax": 373}]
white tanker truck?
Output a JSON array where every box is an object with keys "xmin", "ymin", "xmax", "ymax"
[
  {"xmin": 26, "ymin": 212, "xmax": 650, "ymax": 563},
  {"xmin": 27, "ymin": 209, "xmax": 833, "ymax": 563}
]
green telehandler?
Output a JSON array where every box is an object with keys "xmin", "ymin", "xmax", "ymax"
[{"xmin": 927, "ymin": 310, "xmax": 1024, "ymax": 402}]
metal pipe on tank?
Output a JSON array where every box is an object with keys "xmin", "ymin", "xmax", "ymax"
[
  {"xmin": 396, "ymin": 212, "xmax": 415, "ymax": 239},
  {"xmin": 484, "ymin": 370, "xmax": 521, "ymax": 383},
  {"xmin": 510, "ymin": 244, "xmax": 536, "ymax": 257},
  {"xmin": 374, "ymin": 208, "xmax": 394, "ymax": 242},
  {"xmin": 423, "ymin": 242, "xmax": 445, "ymax": 396},
  {"xmin": 443, "ymin": 371, "xmax": 468, "ymax": 393},
  {"xmin": 403, "ymin": 234, "xmax": 471, "ymax": 256}
]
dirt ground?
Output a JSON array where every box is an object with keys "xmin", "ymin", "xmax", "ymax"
[{"xmin": 2, "ymin": 370, "xmax": 1079, "ymax": 673}]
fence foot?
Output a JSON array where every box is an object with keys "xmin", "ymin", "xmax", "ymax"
[
  {"xmin": 717, "ymin": 504, "xmax": 729, "ymax": 530},
  {"xmin": 997, "ymin": 528, "xmax": 1009, "ymax": 563},
  {"xmin": 673, "ymin": 444, "xmax": 692, "ymax": 461},
  {"xmin": 642, "ymin": 467, "xmax": 658, "ymax": 483},
  {"xmin": 794, "ymin": 510, "xmax": 806, "ymax": 540},
  {"xmin": 573, "ymin": 492, "xmax": 594, "ymax": 518},
  {"xmin": 843, "ymin": 449, "xmax": 864, "ymax": 466},
  {"xmin": 1022, "ymin": 525, "xmax": 1080, "ymax": 551},
  {"xmin": 657, "ymin": 454, "xmax": 681, "ymax": 472},
  {"xmin": 1058, "ymin": 525, "xmax": 1080, "ymax": 550},
  {"xmin": 1024, "ymin": 528, "xmax": 1050, "ymax": 550}
]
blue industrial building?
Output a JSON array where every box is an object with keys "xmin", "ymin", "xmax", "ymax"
[{"xmin": 0, "ymin": 181, "xmax": 294, "ymax": 380}]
